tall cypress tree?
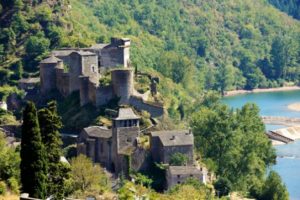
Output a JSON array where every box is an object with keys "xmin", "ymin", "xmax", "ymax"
[
  {"xmin": 20, "ymin": 101, "xmax": 47, "ymax": 198},
  {"xmin": 38, "ymin": 101, "xmax": 71, "ymax": 198}
]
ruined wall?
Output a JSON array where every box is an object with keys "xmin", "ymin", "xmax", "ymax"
[
  {"xmin": 100, "ymin": 46, "xmax": 126, "ymax": 70},
  {"xmin": 40, "ymin": 63, "xmax": 57, "ymax": 94},
  {"xmin": 55, "ymin": 68, "xmax": 70, "ymax": 97},
  {"xmin": 111, "ymin": 69, "xmax": 134, "ymax": 104},
  {"xmin": 95, "ymin": 85, "xmax": 114, "ymax": 106},
  {"xmin": 129, "ymin": 96, "xmax": 164, "ymax": 118},
  {"xmin": 82, "ymin": 55, "xmax": 99, "ymax": 84},
  {"xmin": 150, "ymin": 135, "xmax": 161, "ymax": 163}
]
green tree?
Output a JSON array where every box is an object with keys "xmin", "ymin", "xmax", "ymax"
[
  {"xmin": 70, "ymin": 154, "xmax": 109, "ymax": 195},
  {"xmin": 38, "ymin": 101, "xmax": 71, "ymax": 199},
  {"xmin": 169, "ymin": 152, "xmax": 188, "ymax": 166},
  {"xmin": 259, "ymin": 171, "xmax": 289, "ymax": 200},
  {"xmin": 214, "ymin": 177, "xmax": 232, "ymax": 197},
  {"xmin": 20, "ymin": 101, "xmax": 47, "ymax": 198}
]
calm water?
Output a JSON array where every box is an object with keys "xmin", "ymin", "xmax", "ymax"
[{"xmin": 223, "ymin": 90, "xmax": 300, "ymax": 200}]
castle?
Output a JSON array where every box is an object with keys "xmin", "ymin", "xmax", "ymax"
[
  {"xmin": 77, "ymin": 107, "xmax": 209, "ymax": 189},
  {"xmin": 39, "ymin": 38, "xmax": 164, "ymax": 117}
]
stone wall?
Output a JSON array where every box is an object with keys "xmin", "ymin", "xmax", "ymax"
[
  {"xmin": 40, "ymin": 63, "xmax": 57, "ymax": 94},
  {"xmin": 162, "ymin": 145, "xmax": 194, "ymax": 165},
  {"xmin": 79, "ymin": 76, "xmax": 90, "ymax": 106},
  {"xmin": 82, "ymin": 55, "xmax": 99, "ymax": 84},
  {"xmin": 56, "ymin": 68, "xmax": 70, "ymax": 97},
  {"xmin": 68, "ymin": 52, "xmax": 83, "ymax": 93},
  {"xmin": 95, "ymin": 85, "xmax": 114, "ymax": 106},
  {"xmin": 130, "ymin": 96, "xmax": 164, "ymax": 118},
  {"xmin": 131, "ymin": 147, "xmax": 150, "ymax": 172}
]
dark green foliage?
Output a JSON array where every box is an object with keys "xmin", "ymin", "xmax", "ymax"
[
  {"xmin": 169, "ymin": 152, "xmax": 188, "ymax": 166},
  {"xmin": 269, "ymin": 0, "xmax": 300, "ymax": 19},
  {"xmin": 191, "ymin": 102, "xmax": 276, "ymax": 194},
  {"xmin": 20, "ymin": 101, "xmax": 47, "ymax": 198},
  {"xmin": 255, "ymin": 171, "xmax": 289, "ymax": 200},
  {"xmin": 24, "ymin": 35, "xmax": 50, "ymax": 71},
  {"xmin": 38, "ymin": 101, "xmax": 72, "ymax": 199},
  {"xmin": 214, "ymin": 177, "xmax": 232, "ymax": 197}
]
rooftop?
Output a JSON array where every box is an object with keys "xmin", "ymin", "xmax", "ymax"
[
  {"xmin": 83, "ymin": 126, "xmax": 112, "ymax": 138},
  {"xmin": 168, "ymin": 166, "xmax": 202, "ymax": 175},
  {"xmin": 114, "ymin": 108, "xmax": 140, "ymax": 120},
  {"xmin": 151, "ymin": 130, "xmax": 193, "ymax": 147},
  {"xmin": 40, "ymin": 55, "xmax": 62, "ymax": 64},
  {"xmin": 75, "ymin": 51, "xmax": 96, "ymax": 56}
]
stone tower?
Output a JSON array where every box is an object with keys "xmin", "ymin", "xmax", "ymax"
[
  {"xmin": 39, "ymin": 56, "xmax": 62, "ymax": 94},
  {"xmin": 111, "ymin": 108, "xmax": 140, "ymax": 174},
  {"xmin": 111, "ymin": 69, "xmax": 134, "ymax": 104}
]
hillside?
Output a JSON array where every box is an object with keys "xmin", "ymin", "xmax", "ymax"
[{"xmin": 1, "ymin": 0, "xmax": 300, "ymax": 118}]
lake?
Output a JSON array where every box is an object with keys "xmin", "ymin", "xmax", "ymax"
[{"xmin": 223, "ymin": 90, "xmax": 300, "ymax": 200}]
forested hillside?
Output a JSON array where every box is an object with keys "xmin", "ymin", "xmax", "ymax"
[
  {"xmin": 2, "ymin": 0, "xmax": 300, "ymax": 96},
  {"xmin": 269, "ymin": 0, "xmax": 300, "ymax": 19}
]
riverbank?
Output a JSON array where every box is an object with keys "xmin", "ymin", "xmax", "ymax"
[
  {"xmin": 224, "ymin": 86, "xmax": 300, "ymax": 97},
  {"xmin": 288, "ymin": 103, "xmax": 300, "ymax": 112}
]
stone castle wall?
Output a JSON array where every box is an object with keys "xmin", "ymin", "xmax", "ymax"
[
  {"xmin": 56, "ymin": 68, "xmax": 70, "ymax": 97},
  {"xmin": 95, "ymin": 85, "xmax": 114, "ymax": 106},
  {"xmin": 40, "ymin": 63, "xmax": 57, "ymax": 94},
  {"xmin": 111, "ymin": 69, "xmax": 134, "ymax": 104},
  {"xmin": 129, "ymin": 96, "xmax": 164, "ymax": 118}
]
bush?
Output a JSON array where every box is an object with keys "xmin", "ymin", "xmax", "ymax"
[
  {"xmin": 214, "ymin": 177, "xmax": 232, "ymax": 197},
  {"xmin": 0, "ymin": 181, "xmax": 6, "ymax": 195},
  {"xmin": 7, "ymin": 177, "xmax": 19, "ymax": 194},
  {"xmin": 169, "ymin": 152, "xmax": 188, "ymax": 166}
]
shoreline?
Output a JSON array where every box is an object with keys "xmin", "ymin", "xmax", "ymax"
[
  {"xmin": 224, "ymin": 86, "xmax": 300, "ymax": 97},
  {"xmin": 288, "ymin": 103, "xmax": 300, "ymax": 112}
]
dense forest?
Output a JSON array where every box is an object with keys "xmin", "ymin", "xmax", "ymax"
[{"xmin": 269, "ymin": 0, "xmax": 300, "ymax": 19}]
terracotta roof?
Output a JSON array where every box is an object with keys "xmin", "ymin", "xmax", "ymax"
[
  {"xmin": 151, "ymin": 130, "xmax": 193, "ymax": 147},
  {"xmin": 83, "ymin": 126, "xmax": 112, "ymax": 138},
  {"xmin": 168, "ymin": 166, "xmax": 202, "ymax": 175},
  {"xmin": 115, "ymin": 108, "xmax": 140, "ymax": 120},
  {"xmin": 40, "ymin": 56, "xmax": 61, "ymax": 64}
]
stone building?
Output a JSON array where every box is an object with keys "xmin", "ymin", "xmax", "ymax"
[
  {"xmin": 166, "ymin": 166, "xmax": 208, "ymax": 189},
  {"xmin": 150, "ymin": 130, "xmax": 194, "ymax": 165},
  {"xmin": 77, "ymin": 107, "xmax": 142, "ymax": 174},
  {"xmin": 39, "ymin": 37, "xmax": 164, "ymax": 118}
]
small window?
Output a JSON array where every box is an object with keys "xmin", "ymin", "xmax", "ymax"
[
  {"xmin": 177, "ymin": 181, "xmax": 181, "ymax": 184},
  {"xmin": 177, "ymin": 175, "xmax": 180, "ymax": 178},
  {"xmin": 190, "ymin": 174, "xmax": 193, "ymax": 177},
  {"xmin": 127, "ymin": 137, "xmax": 132, "ymax": 143},
  {"xmin": 91, "ymin": 65, "xmax": 96, "ymax": 73}
]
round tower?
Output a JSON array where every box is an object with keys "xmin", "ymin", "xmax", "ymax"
[
  {"xmin": 111, "ymin": 68, "xmax": 134, "ymax": 104},
  {"xmin": 39, "ymin": 56, "xmax": 61, "ymax": 94}
]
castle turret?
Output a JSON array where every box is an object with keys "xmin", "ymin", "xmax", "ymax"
[
  {"xmin": 39, "ymin": 56, "xmax": 61, "ymax": 94},
  {"xmin": 111, "ymin": 69, "xmax": 134, "ymax": 104},
  {"xmin": 111, "ymin": 108, "xmax": 140, "ymax": 174}
]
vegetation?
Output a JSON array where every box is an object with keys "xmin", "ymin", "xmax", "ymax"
[
  {"xmin": 0, "ymin": 131, "xmax": 20, "ymax": 195},
  {"xmin": 20, "ymin": 102, "xmax": 47, "ymax": 199},
  {"xmin": 169, "ymin": 152, "xmax": 188, "ymax": 166},
  {"xmin": 69, "ymin": 154, "xmax": 110, "ymax": 197},
  {"xmin": 38, "ymin": 101, "xmax": 72, "ymax": 199},
  {"xmin": 190, "ymin": 99, "xmax": 277, "ymax": 196}
]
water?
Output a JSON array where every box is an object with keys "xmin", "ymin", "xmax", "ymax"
[{"xmin": 223, "ymin": 90, "xmax": 300, "ymax": 199}]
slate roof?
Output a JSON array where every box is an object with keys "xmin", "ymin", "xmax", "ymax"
[
  {"xmin": 168, "ymin": 166, "xmax": 202, "ymax": 175},
  {"xmin": 40, "ymin": 56, "xmax": 62, "ymax": 64},
  {"xmin": 76, "ymin": 51, "xmax": 96, "ymax": 56},
  {"xmin": 83, "ymin": 126, "xmax": 112, "ymax": 138},
  {"xmin": 52, "ymin": 50, "xmax": 74, "ymax": 57},
  {"xmin": 151, "ymin": 130, "xmax": 193, "ymax": 147},
  {"xmin": 115, "ymin": 108, "xmax": 140, "ymax": 120}
]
